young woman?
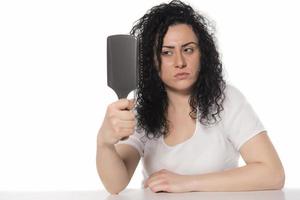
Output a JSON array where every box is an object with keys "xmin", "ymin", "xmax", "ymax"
[{"xmin": 96, "ymin": 0, "xmax": 285, "ymax": 194}]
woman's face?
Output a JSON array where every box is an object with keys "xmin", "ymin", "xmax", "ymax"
[{"xmin": 158, "ymin": 23, "xmax": 200, "ymax": 94}]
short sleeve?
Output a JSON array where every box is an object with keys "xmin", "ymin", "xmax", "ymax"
[
  {"xmin": 116, "ymin": 129, "xmax": 147, "ymax": 157},
  {"xmin": 221, "ymin": 85, "xmax": 266, "ymax": 151}
]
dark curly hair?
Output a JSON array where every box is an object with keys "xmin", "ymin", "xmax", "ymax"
[{"xmin": 130, "ymin": 0, "xmax": 226, "ymax": 139}]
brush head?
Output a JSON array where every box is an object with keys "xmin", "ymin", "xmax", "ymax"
[{"xmin": 107, "ymin": 34, "xmax": 138, "ymax": 99}]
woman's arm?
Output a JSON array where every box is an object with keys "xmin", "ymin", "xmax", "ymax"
[
  {"xmin": 188, "ymin": 131, "xmax": 285, "ymax": 191},
  {"xmin": 97, "ymin": 141, "xmax": 141, "ymax": 194},
  {"xmin": 144, "ymin": 131, "xmax": 285, "ymax": 192}
]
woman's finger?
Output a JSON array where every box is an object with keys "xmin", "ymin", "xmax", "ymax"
[{"xmin": 116, "ymin": 120, "xmax": 136, "ymax": 129}]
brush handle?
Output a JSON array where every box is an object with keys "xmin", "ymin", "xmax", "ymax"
[
  {"xmin": 119, "ymin": 107, "xmax": 130, "ymax": 141},
  {"xmin": 120, "ymin": 92, "xmax": 136, "ymax": 141}
]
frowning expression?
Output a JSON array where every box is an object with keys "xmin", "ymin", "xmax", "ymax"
[{"xmin": 158, "ymin": 24, "xmax": 201, "ymax": 94}]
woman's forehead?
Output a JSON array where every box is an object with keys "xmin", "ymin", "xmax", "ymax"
[{"xmin": 162, "ymin": 24, "xmax": 198, "ymax": 45}]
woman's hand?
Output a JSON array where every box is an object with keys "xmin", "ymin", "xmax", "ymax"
[
  {"xmin": 97, "ymin": 99, "xmax": 136, "ymax": 147},
  {"xmin": 144, "ymin": 169, "xmax": 193, "ymax": 193}
]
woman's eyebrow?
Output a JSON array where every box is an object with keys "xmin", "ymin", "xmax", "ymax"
[
  {"xmin": 182, "ymin": 42, "xmax": 198, "ymax": 47},
  {"xmin": 162, "ymin": 42, "xmax": 198, "ymax": 48}
]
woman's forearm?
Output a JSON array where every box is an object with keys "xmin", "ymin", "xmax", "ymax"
[
  {"xmin": 96, "ymin": 142, "xmax": 129, "ymax": 194},
  {"xmin": 188, "ymin": 163, "xmax": 285, "ymax": 192}
]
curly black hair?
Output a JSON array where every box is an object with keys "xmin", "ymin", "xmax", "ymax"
[{"xmin": 130, "ymin": 0, "xmax": 226, "ymax": 139}]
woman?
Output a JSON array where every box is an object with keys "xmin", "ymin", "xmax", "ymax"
[{"xmin": 96, "ymin": 0, "xmax": 285, "ymax": 194}]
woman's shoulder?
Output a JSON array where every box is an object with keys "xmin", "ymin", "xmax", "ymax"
[
  {"xmin": 224, "ymin": 84, "xmax": 246, "ymax": 101},
  {"xmin": 223, "ymin": 84, "xmax": 247, "ymax": 107},
  {"xmin": 219, "ymin": 83, "xmax": 249, "ymax": 119}
]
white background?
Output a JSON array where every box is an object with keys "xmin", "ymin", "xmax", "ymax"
[{"xmin": 0, "ymin": 0, "xmax": 299, "ymax": 190}]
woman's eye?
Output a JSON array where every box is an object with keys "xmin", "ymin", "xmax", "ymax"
[
  {"xmin": 161, "ymin": 51, "xmax": 173, "ymax": 56},
  {"xmin": 184, "ymin": 47, "xmax": 194, "ymax": 53}
]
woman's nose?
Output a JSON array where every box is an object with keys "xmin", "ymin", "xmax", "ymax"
[{"xmin": 174, "ymin": 51, "xmax": 186, "ymax": 69}]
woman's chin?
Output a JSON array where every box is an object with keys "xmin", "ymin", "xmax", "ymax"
[{"xmin": 165, "ymin": 84, "xmax": 193, "ymax": 94}]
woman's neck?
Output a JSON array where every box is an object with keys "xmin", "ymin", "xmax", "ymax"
[{"xmin": 166, "ymin": 89, "xmax": 191, "ymax": 114}]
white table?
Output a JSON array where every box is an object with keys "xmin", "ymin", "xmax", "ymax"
[{"xmin": 0, "ymin": 188, "xmax": 299, "ymax": 200}]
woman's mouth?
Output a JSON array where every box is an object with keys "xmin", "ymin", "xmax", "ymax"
[{"xmin": 174, "ymin": 72, "xmax": 190, "ymax": 80}]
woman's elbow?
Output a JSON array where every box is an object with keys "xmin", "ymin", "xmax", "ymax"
[
  {"xmin": 103, "ymin": 182, "xmax": 128, "ymax": 195},
  {"xmin": 270, "ymin": 167, "xmax": 285, "ymax": 190},
  {"xmin": 106, "ymin": 186, "xmax": 126, "ymax": 195},
  {"xmin": 275, "ymin": 170, "xmax": 285, "ymax": 189}
]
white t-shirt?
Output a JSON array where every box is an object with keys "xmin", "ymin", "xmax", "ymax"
[{"xmin": 117, "ymin": 84, "xmax": 265, "ymax": 187}]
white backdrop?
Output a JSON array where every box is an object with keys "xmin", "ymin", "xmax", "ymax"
[{"xmin": 0, "ymin": 0, "xmax": 299, "ymax": 190}]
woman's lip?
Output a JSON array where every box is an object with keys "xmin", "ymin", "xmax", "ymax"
[
  {"xmin": 174, "ymin": 72, "xmax": 190, "ymax": 77},
  {"xmin": 174, "ymin": 72, "xmax": 190, "ymax": 79}
]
